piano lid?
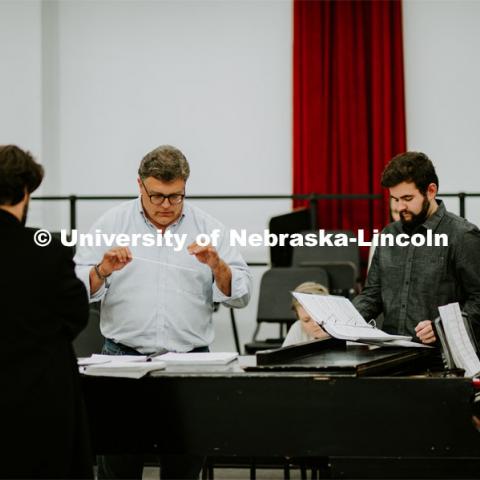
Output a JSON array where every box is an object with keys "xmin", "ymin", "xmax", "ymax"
[{"xmin": 249, "ymin": 338, "xmax": 437, "ymax": 376}]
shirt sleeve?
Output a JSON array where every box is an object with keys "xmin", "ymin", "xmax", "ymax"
[
  {"xmin": 74, "ymin": 216, "xmax": 112, "ymax": 303},
  {"xmin": 455, "ymin": 229, "xmax": 480, "ymax": 342},
  {"xmin": 211, "ymin": 226, "xmax": 252, "ymax": 308},
  {"xmin": 352, "ymin": 245, "xmax": 383, "ymax": 321}
]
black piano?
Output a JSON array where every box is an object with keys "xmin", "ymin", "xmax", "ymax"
[{"xmin": 82, "ymin": 340, "xmax": 480, "ymax": 478}]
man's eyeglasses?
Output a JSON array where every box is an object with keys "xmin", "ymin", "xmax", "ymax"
[{"xmin": 141, "ymin": 179, "xmax": 185, "ymax": 206}]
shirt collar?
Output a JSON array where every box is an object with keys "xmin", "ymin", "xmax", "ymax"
[
  {"xmin": 0, "ymin": 208, "xmax": 21, "ymax": 227},
  {"xmin": 421, "ymin": 199, "xmax": 445, "ymax": 231}
]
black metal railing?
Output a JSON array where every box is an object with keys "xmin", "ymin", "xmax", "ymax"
[
  {"xmin": 32, "ymin": 193, "xmax": 385, "ymax": 232},
  {"xmin": 31, "ymin": 191, "xmax": 478, "ymax": 234}
]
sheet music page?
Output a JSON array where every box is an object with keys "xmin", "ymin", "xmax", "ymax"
[
  {"xmin": 89, "ymin": 354, "xmax": 149, "ymax": 363},
  {"xmin": 292, "ymin": 292, "xmax": 369, "ymax": 326},
  {"xmin": 322, "ymin": 323, "xmax": 411, "ymax": 341},
  {"xmin": 80, "ymin": 361, "xmax": 166, "ymax": 379},
  {"xmin": 438, "ymin": 303, "xmax": 480, "ymax": 377},
  {"xmin": 359, "ymin": 339, "xmax": 432, "ymax": 348},
  {"xmin": 292, "ymin": 293, "xmax": 411, "ymax": 342},
  {"xmin": 152, "ymin": 352, "xmax": 238, "ymax": 365}
]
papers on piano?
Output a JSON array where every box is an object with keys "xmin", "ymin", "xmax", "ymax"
[
  {"xmin": 437, "ymin": 302, "xmax": 480, "ymax": 377},
  {"xmin": 78, "ymin": 352, "xmax": 238, "ymax": 377},
  {"xmin": 151, "ymin": 352, "xmax": 238, "ymax": 365},
  {"xmin": 78, "ymin": 355, "xmax": 166, "ymax": 379},
  {"xmin": 292, "ymin": 292, "xmax": 411, "ymax": 342},
  {"xmin": 359, "ymin": 339, "xmax": 432, "ymax": 348},
  {"xmin": 78, "ymin": 354, "xmax": 148, "ymax": 365}
]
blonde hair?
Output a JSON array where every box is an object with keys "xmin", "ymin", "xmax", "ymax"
[{"xmin": 292, "ymin": 281, "xmax": 329, "ymax": 313}]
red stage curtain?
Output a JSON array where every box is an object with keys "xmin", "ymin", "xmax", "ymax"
[{"xmin": 293, "ymin": 0, "xmax": 406, "ymax": 233}]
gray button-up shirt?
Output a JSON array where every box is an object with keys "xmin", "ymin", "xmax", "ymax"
[
  {"xmin": 353, "ymin": 201, "xmax": 480, "ymax": 341},
  {"xmin": 75, "ymin": 198, "xmax": 252, "ymax": 353}
]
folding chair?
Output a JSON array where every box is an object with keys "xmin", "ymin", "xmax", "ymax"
[
  {"xmin": 73, "ymin": 302, "xmax": 104, "ymax": 357},
  {"xmin": 292, "ymin": 230, "xmax": 360, "ymax": 298}
]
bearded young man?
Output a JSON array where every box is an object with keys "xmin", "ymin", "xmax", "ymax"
[{"xmin": 353, "ymin": 151, "xmax": 480, "ymax": 344}]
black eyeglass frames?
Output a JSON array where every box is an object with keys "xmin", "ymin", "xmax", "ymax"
[{"xmin": 140, "ymin": 179, "xmax": 185, "ymax": 206}]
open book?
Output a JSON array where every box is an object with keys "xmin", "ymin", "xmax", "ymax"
[
  {"xmin": 292, "ymin": 292, "xmax": 411, "ymax": 342},
  {"xmin": 436, "ymin": 302, "xmax": 480, "ymax": 377}
]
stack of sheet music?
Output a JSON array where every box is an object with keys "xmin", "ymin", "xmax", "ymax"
[
  {"xmin": 78, "ymin": 354, "xmax": 166, "ymax": 379},
  {"xmin": 153, "ymin": 352, "xmax": 238, "ymax": 365},
  {"xmin": 437, "ymin": 302, "xmax": 480, "ymax": 377}
]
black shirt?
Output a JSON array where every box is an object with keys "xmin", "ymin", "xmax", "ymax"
[{"xmin": 353, "ymin": 201, "xmax": 480, "ymax": 341}]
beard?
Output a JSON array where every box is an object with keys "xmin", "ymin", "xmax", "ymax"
[
  {"xmin": 400, "ymin": 195, "xmax": 430, "ymax": 235},
  {"xmin": 21, "ymin": 198, "xmax": 29, "ymax": 226}
]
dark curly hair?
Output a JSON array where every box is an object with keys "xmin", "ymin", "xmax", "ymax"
[
  {"xmin": 381, "ymin": 152, "xmax": 438, "ymax": 195},
  {"xmin": 0, "ymin": 145, "xmax": 44, "ymax": 205}
]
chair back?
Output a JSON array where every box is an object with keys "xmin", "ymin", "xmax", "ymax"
[
  {"xmin": 268, "ymin": 209, "xmax": 313, "ymax": 267},
  {"xmin": 295, "ymin": 261, "xmax": 357, "ymax": 298},
  {"xmin": 292, "ymin": 230, "xmax": 360, "ymax": 279},
  {"xmin": 73, "ymin": 302, "xmax": 104, "ymax": 356}
]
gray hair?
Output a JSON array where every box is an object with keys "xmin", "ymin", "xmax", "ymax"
[{"xmin": 138, "ymin": 145, "xmax": 190, "ymax": 182}]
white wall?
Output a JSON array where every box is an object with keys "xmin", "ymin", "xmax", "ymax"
[
  {"xmin": 0, "ymin": 1, "xmax": 41, "ymax": 151},
  {"xmin": 54, "ymin": 0, "xmax": 292, "ymax": 219},
  {"xmin": 0, "ymin": 0, "xmax": 43, "ymax": 226},
  {"xmin": 403, "ymin": 0, "xmax": 480, "ymax": 225}
]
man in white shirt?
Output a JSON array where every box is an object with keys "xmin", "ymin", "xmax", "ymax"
[{"xmin": 75, "ymin": 145, "xmax": 252, "ymax": 479}]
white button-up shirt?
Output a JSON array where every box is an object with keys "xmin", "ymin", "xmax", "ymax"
[{"xmin": 74, "ymin": 198, "xmax": 251, "ymax": 353}]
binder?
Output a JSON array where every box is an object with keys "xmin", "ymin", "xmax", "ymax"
[
  {"xmin": 436, "ymin": 303, "xmax": 480, "ymax": 377},
  {"xmin": 292, "ymin": 292, "xmax": 411, "ymax": 342}
]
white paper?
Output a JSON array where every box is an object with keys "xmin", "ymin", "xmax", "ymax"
[
  {"xmin": 77, "ymin": 357, "xmax": 111, "ymax": 366},
  {"xmin": 438, "ymin": 302, "xmax": 480, "ymax": 377},
  {"xmin": 90, "ymin": 354, "xmax": 149, "ymax": 362},
  {"xmin": 80, "ymin": 361, "xmax": 166, "ymax": 379},
  {"xmin": 152, "ymin": 352, "xmax": 238, "ymax": 365},
  {"xmin": 324, "ymin": 323, "xmax": 412, "ymax": 342},
  {"xmin": 78, "ymin": 354, "xmax": 148, "ymax": 366},
  {"xmin": 292, "ymin": 292, "xmax": 411, "ymax": 342},
  {"xmin": 359, "ymin": 339, "xmax": 433, "ymax": 348}
]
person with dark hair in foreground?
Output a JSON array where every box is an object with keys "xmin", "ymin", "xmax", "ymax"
[
  {"xmin": 0, "ymin": 145, "xmax": 92, "ymax": 479},
  {"xmin": 353, "ymin": 151, "xmax": 480, "ymax": 344}
]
